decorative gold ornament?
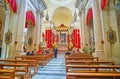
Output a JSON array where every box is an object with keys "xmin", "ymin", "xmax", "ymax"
[
  {"xmin": 107, "ymin": 27, "xmax": 116, "ymax": 44},
  {"xmin": 4, "ymin": 30, "xmax": 12, "ymax": 44},
  {"xmin": 28, "ymin": 37, "xmax": 33, "ymax": 46}
]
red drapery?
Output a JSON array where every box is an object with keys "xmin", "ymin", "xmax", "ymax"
[
  {"xmin": 25, "ymin": 10, "xmax": 35, "ymax": 28},
  {"xmin": 6, "ymin": 0, "xmax": 17, "ymax": 13},
  {"xmin": 101, "ymin": 0, "xmax": 108, "ymax": 10},
  {"xmin": 86, "ymin": 8, "xmax": 93, "ymax": 25},
  {"xmin": 67, "ymin": 34, "xmax": 70, "ymax": 44},
  {"xmin": 72, "ymin": 29, "xmax": 81, "ymax": 49},
  {"xmin": 56, "ymin": 34, "xmax": 59, "ymax": 43},
  {"xmin": 45, "ymin": 29, "xmax": 52, "ymax": 48},
  {"xmin": 42, "ymin": 32, "xmax": 44, "ymax": 38}
]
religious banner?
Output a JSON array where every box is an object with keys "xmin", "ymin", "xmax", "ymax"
[{"xmin": 5, "ymin": 0, "xmax": 17, "ymax": 13}]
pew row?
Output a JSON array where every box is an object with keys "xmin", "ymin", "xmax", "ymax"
[
  {"xmin": 66, "ymin": 65, "xmax": 120, "ymax": 79},
  {"xmin": 0, "ymin": 69, "xmax": 14, "ymax": 79},
  {"xmin": 0, "ymin": 63, "xmax": 29, "ymax": 79},
  {"xmin": 66, "ymin": 65, "xmax": 120, "ymax": 73},
  {"xmin": 66, "ymin": 60, "xmax": 115, "ymax": 65},
  {"xmin": 67, "ymin": 72, "xmax": 120, "ymax": 79},
  {"xmin": 65, "ymin": 57, "xmax": 98, "ymax": 61},
  {"xmin": 15, "ymin": 53, "xmax": 54, "ymax": 66},
  {"xmin": 0, "ymin": 59, "xmax": 37, "ymax": 76},
  {"xmin": 65, "ymin": 53, "xmax": 93, "ymax": 58}
]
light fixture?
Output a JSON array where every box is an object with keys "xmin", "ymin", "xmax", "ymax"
[{"xmin": 45, "ymin": 10, "xmax": 49, "ymax": 21}]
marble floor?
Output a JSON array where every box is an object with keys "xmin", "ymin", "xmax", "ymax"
[{"xmin": 32, "ymin": 54, "xmax": 66, "ymax": 79}]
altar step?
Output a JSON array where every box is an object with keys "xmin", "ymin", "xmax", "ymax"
[{"xmin": 57, "ymin": 44, "xmax": 68, "ymax": 53}]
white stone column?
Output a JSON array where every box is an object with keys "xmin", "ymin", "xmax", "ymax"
[
  {"xmin": 13, "ymin": 0, "xmax": 26, "ymax": 56},
  {"xmin": 92, "ymin": 0, "xmax": 104, "ymax": 60},
  {"xmin": 78, "ymin": 11, "xmax": 83, "ymax": 47},
  {"xmin": 40, "ymin": 14, "xmax": 44, "ymax": 42},
  {"xmin": 1, "ymin": 11, "xmax": 10, "ymax": 58},
  {"xmin": 35, "ymin": 11, "xmax": 41, "ymax": 50},
  {"xmin": 82, "ymin": 9, "xmax": 88, "ymax": 45}
]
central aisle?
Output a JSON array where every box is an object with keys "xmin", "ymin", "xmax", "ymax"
[{"xmin": 32, "ymin": 54, "xmax": 66, "ymax": 79}]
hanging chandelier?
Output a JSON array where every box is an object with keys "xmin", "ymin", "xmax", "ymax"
[{"xmin": 45, "ymin": 10, "xmax": 49, "ymax": 21}]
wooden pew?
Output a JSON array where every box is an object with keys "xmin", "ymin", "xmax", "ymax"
[
  {"xmin": 67, "ymin": 72, "xmax": 120, "ymax": 79},
  {"xmin": 0, "ymin": 76, "xmax": 10, "ymax": 79},
  {"xmin": 0, "ymin": 59, "xmax": 37, "ymax": 76},
  {"xmin": 66, "ymin": 65, "xmax": 120, "ymax": 73},
  {"xmin": 15, "ymin": 53, "xmax": 54, "ymax": 66},
  {"xmin": 15, "ymin": 55, "xmax": 47, "ymax": 66},
  {"xmin": 0, "ymin": 69, "xmax": 14, "ymax": 79},
  {"xmin": 65, "ymin": 57, "xmax": 98, "ymax": 61},
  {"xmin": 65, "ymin": 53, "xmax": 93, "ymax": 57},
  {"xmin": 0, "ymin": 63, "xmax": 29, "ymax": 79},
  {"xmin": 66, "ymin": 65, "xmax": 120, "ymax": 79},
  {"xmin": 66, "ymin": 60, "xmax": 115, "ymax": 65}
]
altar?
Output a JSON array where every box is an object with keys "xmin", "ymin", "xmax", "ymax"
[{"xmin": 55, "ymin": 24, "xmax": 70, "ymax": 44}]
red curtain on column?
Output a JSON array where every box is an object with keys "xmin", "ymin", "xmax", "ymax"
[
  {"xmin": 56, "ymin": 34, "xmax": 59, "ymax": 43},
  {"xmin": 72, "ymin": 29, "xmax": 81, "ymax": 49},
  {"xmin": 72, "ymin": 32, "xmax": 74, "ymax": 47},
  {"xmin": 86, "ymin": 8, "xmax": 93, "ymax": 25},
  {"xmin": 67, "ymin": 34, "xmax": 70, "ymax": 44},
  {"xmin": 76, "ymin": 29, "xmax": 80, "ymax": 48},
  {"xmin": 25, "ymin": 10, "xmax": 35, "ymax": 28},
  {"xmin": 42, "ymin": 32, "xmax": 44, "ymax": 38},
  {"xmin": 45, "ymin": 29, "xmax": 52, "ymax": 48},
  {"xmin": 101, "ymin": 0, "xmax": 108, "ymax": 10},
  {"xmin": 72, "ymin": 30, "xmax": 75, "ymax": 47},
  {"xmin": 5, "ymin": 0, "xmax": 17, "ymax": 13}
]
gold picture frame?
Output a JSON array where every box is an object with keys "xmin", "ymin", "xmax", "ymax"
[
  {"xmin": 107, "ymin": 27, "xmax": 116, "ymax": 44},
  {"xmin": 4, "ymin": 31, "xmax": 12, "ymax": 44},
  {"xmin": 28, "ymin": 37, "xmax": 33, "ymax": 46}
]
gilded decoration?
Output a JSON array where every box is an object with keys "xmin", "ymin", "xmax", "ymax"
[
  {"xmin": 4, "ymin": 30, "xmax": 12, "ymax": 44},
  {"xmin": 28, "ymin": 37, "xmax": 33, "ymax": 46},
  {"xmin": 55, "ymin": 24, "xmax": 69, "ymax": 32},
  {"xmin": 107, "ymin": 27, "xmax": 116, "ymax": 44}
]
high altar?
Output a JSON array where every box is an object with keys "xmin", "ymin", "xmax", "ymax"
[
  {"xmin": 54, "ymin": 24, "xmax": 70, "ymax": 52},
  {"xmin": 55, "ymin": 24, "xmax": 70, "ymax": 44},
  {"xmin": 45, "ymin": 24, "xmax": 80, "ymax": 52}
]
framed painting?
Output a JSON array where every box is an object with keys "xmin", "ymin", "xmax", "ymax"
[
  {"xmin": 107, "ymin": 27, "xmax": 116, "ymax": 44},
  {"xmin": 60, "ymin": 33, "xmax": 66, "ymax": 43},
  {"xmin": 4, "ymin": 31, "xmax": 12, "ymax": 44}
]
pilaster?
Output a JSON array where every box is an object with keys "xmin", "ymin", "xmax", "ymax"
[
  {"xmin": 1, "ymin": 11, "xmax": 10, "ymax": 58},
  {"xmin": 13, "ymin": 0, "xmax": 26, "ymax": 57},
  {"xmin": 92, "ymin": 0, "xmax": 105, "ymax": 60}
]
